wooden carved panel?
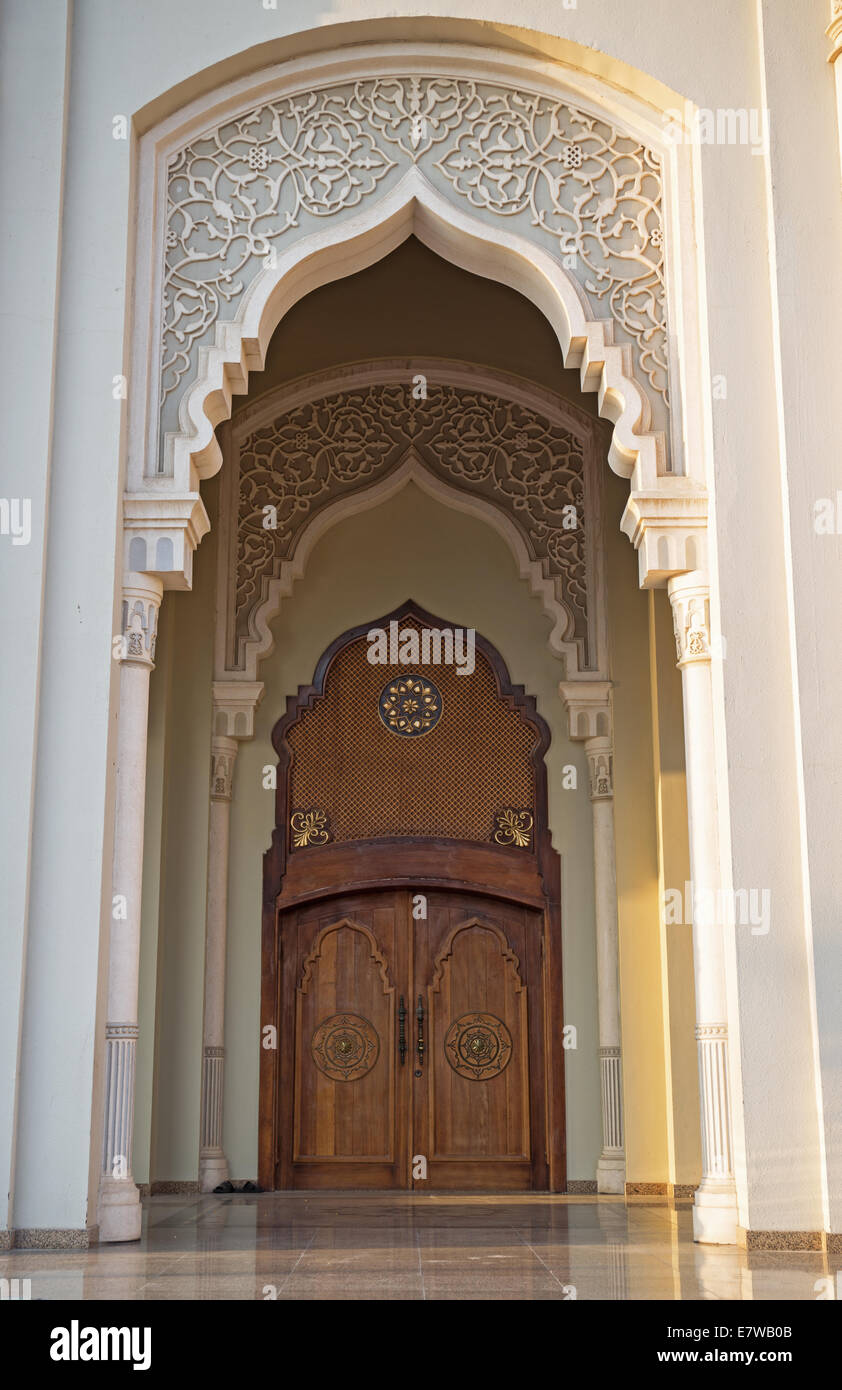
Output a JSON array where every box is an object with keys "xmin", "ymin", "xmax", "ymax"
[
  {"xmin": 426, "ymin": 916, "xmax": 530, "ymax": 1163},
  {"xmin": 293, "ymin": 918, "xmax": 395, "ymax": 1162},
  {"xmin": 286, "ymin": 614, "xmax": 536, "ymax": 848}
]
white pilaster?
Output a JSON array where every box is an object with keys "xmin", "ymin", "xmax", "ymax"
[
  {"xmin": 668, "ymin": 570, "xmax": 737, "ymax": 1244},
  {"xmin": 198, "ymin": 734, "xmax": 238, "ymax": 1192},
  {"xmin": 197, "ymin": 682, "xmax": 263, "ymax": 1193},
  {"xmin": 560, "ymin": 683, "xmax": 626, "ymax": 1194},
  {"xmin": 98, "ymin": 573, "xmax": 162, "ymax": 1243}
]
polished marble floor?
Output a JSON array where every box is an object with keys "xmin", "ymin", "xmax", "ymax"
[{"xmin": 2, "ymin": 1193, "xmax": 837, "ymax": 1300}]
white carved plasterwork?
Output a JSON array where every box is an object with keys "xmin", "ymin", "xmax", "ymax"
[
  {"xmin": 121, "ymin": 590, "xmax": 160, "ymax": 666},
  {"xmin": 233, "ymin": 380, "xmax": 595, "ymax": 667},
  {"xmin": 210, "ymin": 742, "xmax": 236, "ymax": 802},
  {"xmin": 212, "ymin": 680, "xmax": 265, "ymax": 738},
  {"xmin": 671, "ymin": 588, "xmax": 711, "ymax": 666},
  {"xmin": 161, "ymin": 76, "xmax": 668, "ymax": 446},
  {"xmin": 587, "ymin": 747, "xmax": 614, "ymax": 801}
]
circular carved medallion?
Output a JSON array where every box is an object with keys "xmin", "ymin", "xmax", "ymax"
[
  {"xmin": 311, "ymin": 1014, "xmax": 380, "ymax": 1082},
  {"xmin": 444, "ymin": 1012, "xmax": 513, "ymax": 1081},
  {"xmin": 378, "ymin": 675, "xmax": 442, "ymax": 737}
]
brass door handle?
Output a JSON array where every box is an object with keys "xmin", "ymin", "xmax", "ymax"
[
  {"xmin": 416, "ymin": 994, "xmax": 425, "ymax": 1068},
  {"xmin": 398, "ymin": 995, "xmax": 407, "ymax": 1066}
]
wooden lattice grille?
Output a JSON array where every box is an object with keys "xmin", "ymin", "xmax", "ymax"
[{"xmin": 287, "ymin": 619, "xmax": 536, "ymax": 847}]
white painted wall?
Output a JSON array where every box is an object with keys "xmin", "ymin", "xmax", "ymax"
[{"xmin": 0, "ymin": 0, "xmax": 70, "ymax": 1238}]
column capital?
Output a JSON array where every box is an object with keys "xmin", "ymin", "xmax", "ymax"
[
  {"xmin": 121, "ymin": 573, "xmax": 164, "ymax": 669},
  {"xmin": 123, "ymin": 492, "xmax": 210, "ymax": 592},
  {"xmin": 559, "ymin": 680, "xmax": 613, "ymax": 742},
  {"xmin": 210, "ymin": 735, "xmax": 238, "ymax": 802},
  {"xmin": 620, "ymin": 484, "xmax": 708, "ymax": 589},
  {"xmin": 212, "ymin": 679, "xmax": 264, "ymax": 739},
  {"xmin": 667, "ymin": 570, "xmax": 712, "ymax": 668},
  {"xmin": 585, "ymin": 737, "xmax": 614, "ymax": 801}
]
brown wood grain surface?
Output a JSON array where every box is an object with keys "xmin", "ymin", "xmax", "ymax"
[{"xmin": 258, "ymin": 603, "xmax": 566, "ymax": 1192}]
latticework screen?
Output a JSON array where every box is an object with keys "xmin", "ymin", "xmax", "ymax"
[{"xmin": 287, "ymin": 620, "xmax": 536, "ymax": 847}]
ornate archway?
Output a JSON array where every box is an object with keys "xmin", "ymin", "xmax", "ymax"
[
  {"xmin": 100, "ymin": 41, "xmax": 737, "ymax": 1248},
  {"xmin": 123, "ymin": 44, "xmax": 710, "ymax": 588}
]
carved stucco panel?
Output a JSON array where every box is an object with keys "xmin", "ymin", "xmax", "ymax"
[
  {"xmin": 234, "ymin": 382, "xmax": 592, "ymax": 666},
  {"xmin": 162, "ymin": 76, "xmax": 667, "ymax": 446}
]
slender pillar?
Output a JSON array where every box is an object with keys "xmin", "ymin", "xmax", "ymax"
[
  {"xmin": 586, "ymin": 737, "xmax": 626, "ymax": 1193},
  {"xmin": 98, "ymin": 573, "xmax": 162, "ymax": 1242},
  {"xmin": 196, "ymin": 680, "xmax": 263, "ymax": 1192},
  {"xmin": 198, "ymin": 734, "xmax": 238, "ymax": 1192},
  {"xmin": 559, "ymin": 683, "xmax": 626, "ymax": 1194},
  {"xmin": 668, "ymin": 570, "xmax": 737, "ymax": 1244}
]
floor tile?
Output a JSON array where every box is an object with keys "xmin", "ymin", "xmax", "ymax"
[{"xmin": 4, "ymin": 1193, "xmax": 829, "ymax": 1301}]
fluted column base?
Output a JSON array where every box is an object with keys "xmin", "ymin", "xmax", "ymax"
[
  {"xmin": 694, "ymin": 1022, "xmax": 738, "ymax": 1243},
  {"xmin": 597, "ymin": 1046, "xmax": 625, "ymax": 1192},
  {"xmin": 198, "ymin": 1149, "xmax": 230, "ymax": 1194},
  {"xmin": 98, "ymin": 1177, "xmax": 142, "ymax": 1242},
  {"xmin": 596, "ymin": 1154, "xmax": 626, "ymax": 1194},
  {"xmin": 98, "ymin": 1023, "xmax": 142, "ymax": 1242},
  {"xmin": 198, "ymin": 1045, "xmax": 228, "ymax": 1192},
  {"xmin": 693, "ymin": 1182, "xmax": 739, "ymax": 1244}
]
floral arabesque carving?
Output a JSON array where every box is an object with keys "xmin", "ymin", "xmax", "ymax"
[
  {"xmin": 162, "ymin": 77, "xmax": 667, "ymax": 437},
  {"xmin": 235, "ymin": 383, "xmax": 590, "ymax": 663},
  {"xmin": 671, "ymin": 591, "xmax": 711, "ymax": 665},
  {"xmin": 586, "ymin": 748, "xmax": 613, "ymax": 800}
]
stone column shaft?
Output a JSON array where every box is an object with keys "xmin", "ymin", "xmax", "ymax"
[
  {"xmin": 98, "ymin": 574, "xmax": 162, "ymax": 1243},
  {"xmin": 198, "ymin": 735, "xmax": 238, "ymax": 1192},
  {"xmin": 669, "ymin": 571, "xmax": 737, "ymax": 1244},
  {"xmin": 586, "ymin": 736, "xmax": 626, "ymax": 1193},
  {"xmin": 559, "ymin": 682, "xmax": 626, "ymax": 1195}
]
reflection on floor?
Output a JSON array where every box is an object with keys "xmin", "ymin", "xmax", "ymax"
[{"xmin": 2, "ymin": 1193, "xmax": 837, "ymax": 1301}]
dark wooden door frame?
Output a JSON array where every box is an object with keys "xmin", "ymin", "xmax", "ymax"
[{"xmin": 259, "ymin": 601, "xmax": 566, "ymax": 1191}]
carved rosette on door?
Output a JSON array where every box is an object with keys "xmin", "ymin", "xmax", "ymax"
[
  {"xmin": 444, "ymin": 1012, "xmax": 514, "ymax": 1081},
  {"xmin": 310, "ymin": 1014, "xmax": 380, "ymax": 1082}
]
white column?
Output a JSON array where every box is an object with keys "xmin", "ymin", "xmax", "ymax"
[
  {"xmin": 98, "ymin": 573, "xmax": 162, "ymax": 1242},
  {"xmin": 196, "ymin": 680, "xmax": 263, "ymax": 1193},
  {"xmin": 198, "ymin": 734, "xmax": 238, "ymax": 1192},
  {"xmin": 559, "ymin": 682, "xmax": 626, "ymax": 1194},
  {"xmin": 586, "ymin": 738, "xmax": 626, "ymax": 1193},
  {"xmin": 668, "ymin": 570, "xmax": 737, "ymax": 1244}
]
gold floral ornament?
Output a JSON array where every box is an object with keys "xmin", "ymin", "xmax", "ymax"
[
  {"xmin": 290, "ymin": 808, "xmax": 331, "ymax": 848},
  {"xmin": 492, "ymin": 808, "xmax": 533, "ymax": 848},
  {"xmin": 378, "ymin": 675, "xmax": 442, "ymax": 737}
]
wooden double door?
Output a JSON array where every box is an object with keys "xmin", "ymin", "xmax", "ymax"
[{"xmin": 273, "ymin": 886, "xmax": 550, "ymax": 1191}]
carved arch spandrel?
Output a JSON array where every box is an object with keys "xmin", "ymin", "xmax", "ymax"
[
  {"xmin": 159, "ymin": 73, "xmax": 669, "ymax": 444},
  {"xmin": 224, "ymin": 361, "xmax": 606, "ymax": 675}
]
